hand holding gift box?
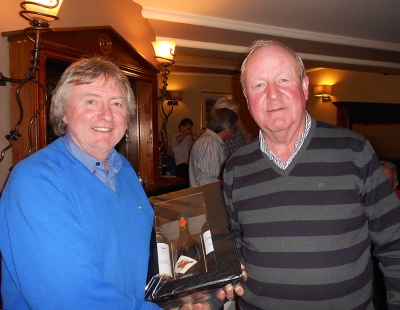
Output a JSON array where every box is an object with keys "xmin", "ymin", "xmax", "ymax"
[{"xmin": 146, "ymin": 182, "xmax": 243, "ymax": 308}]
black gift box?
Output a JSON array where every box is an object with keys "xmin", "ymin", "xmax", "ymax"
[{"xmin": 145, "ymin": 181, "xmax": 242, "ymax": 308}]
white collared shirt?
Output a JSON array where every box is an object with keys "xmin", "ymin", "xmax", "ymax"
[{"xmin": 259, "ymin": 111, "xmax": 311, "ymax": 170}]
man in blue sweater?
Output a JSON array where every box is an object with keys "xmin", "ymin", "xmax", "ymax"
[
  {"xmin": 0, "ymin": 57, "xmax": 162, "ymax": 309},
  {"xmin": 223, "ymin": 40, "xmax": 400, "ymax": 309},
  {"xmin": 0, "ymin": 56, "xmax": 239, "ymax": 310}
]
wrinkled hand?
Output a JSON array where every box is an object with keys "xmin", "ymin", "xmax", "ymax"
[
  {"xmin": 217, "ymin": 264, "xmax": 247, "ymax": 301},
  {"xmin": 179, "ymin": 265, "xmax": 247, "ymax": 310},
  {"xmin": 179, "ymin": 302, "xmax": 211, "ymax": 310},
  {"xmin": 180, "ymin": 127, "xmax": 193, "ymax": 137}
]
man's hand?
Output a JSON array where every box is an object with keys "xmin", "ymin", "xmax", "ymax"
[
  {"xmin": 180, "ymin": 303, "xmax": 211, "ymax": 310},
  {"xmin": 179, "ymin": 126, "xmax": 193, "ymax": 137},
  {"xmin": 217, "ymin": 264, "xmax": 247, "ymax": 301},
  {"xmin": 179, "ymin": 264, "xmax": 247, "ymax": 310}
]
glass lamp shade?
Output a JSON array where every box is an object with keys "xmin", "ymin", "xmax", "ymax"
[
  {"xmin": 314, "ymin": 85, "xmax": 332, "ymax": 97},
  {"xmin": 314, "ymin": 85, "xmax": 332, "ymax": 102},
  {"xmin": 152, "ymin": 41, "xmax": 176, "ymax": 64},
  {"xmin": 168, "ymin": 91, "xmax": 183, "ymax": 101},
  {"xmin": 21, "ymin": 0, "xmax": 63, "ymax": 24}
]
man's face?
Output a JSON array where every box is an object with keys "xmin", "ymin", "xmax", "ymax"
[
  {"xmin": 62, "ymin": 76, "xmax": 128, "ymax": 161},
  {"xmin": 243, "ymin": 45, "xmax": 309, "ymax": 137},
  {"xmin": 220, "ymin": 125, "xmax": 237, "ymax": 141},
  {"xmin": 180, "ymin": 124, "xmax": 193, "ymax": 135}
]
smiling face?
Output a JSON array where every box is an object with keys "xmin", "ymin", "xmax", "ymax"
[
  {"xmin": 62, "ymin": 76, "xmax": 127, "ymax": 161},
  {"xmin": 243, "ymin": 45, "xmax": 309, "ymax": 140}
]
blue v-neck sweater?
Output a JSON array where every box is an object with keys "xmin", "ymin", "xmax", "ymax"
[{"xmin": 0, "ymin": 138, "xmax": 160, "ymax": 310}]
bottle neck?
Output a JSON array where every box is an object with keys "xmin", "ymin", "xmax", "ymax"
[{"xmin": 179, "ymin": 224, "xmax": 191, "ymax": 236}]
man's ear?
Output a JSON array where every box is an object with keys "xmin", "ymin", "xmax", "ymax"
[
  {"xmin": 302, "ymin": 76, "xmax": 309, "ymax": 100},
  {"xmin": 217, "ymin": 129, "xmax": 227, "ymax": 141},
  {"xmin": 394, "ymin": 180, "xmax": 399, "ymax": 190},
  {"xmin": 243, "ymin": 90, "xmax": 254, "ymax": 118}
]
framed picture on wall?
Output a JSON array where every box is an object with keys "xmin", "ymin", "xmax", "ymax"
[{"xmin": 201, "ymin": 92, "xmax": 233, "ymax": 128}]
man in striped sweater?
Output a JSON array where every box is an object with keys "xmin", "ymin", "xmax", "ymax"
[{"xmin": 223, "ymin": 40, "xmax": 400, "ymax": 309}]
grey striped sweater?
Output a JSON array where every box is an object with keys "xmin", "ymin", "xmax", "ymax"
[{"xmin": 223, "ymin": 119, "xmax": 400, "ymax": 309}]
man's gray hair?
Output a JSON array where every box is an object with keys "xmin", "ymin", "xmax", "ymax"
[
  {"xmin": 208, "ymin": 108, "xmax": 238, "ymax": 134},
  {"xmin": 380, "ymin": 160, "xmax": 398, "ymax": 181},
  {"xmin": 211, "ymin": 98, "xmax": 240, "ymax": 114},
  {"xmin": 240, "ymin": 40, "xmax": 306, "ymax": 94}
]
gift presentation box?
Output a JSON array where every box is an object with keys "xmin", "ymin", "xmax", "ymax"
[{"xmin": 145, "ymin": 181, "xmax": 242, "ymax": 309}]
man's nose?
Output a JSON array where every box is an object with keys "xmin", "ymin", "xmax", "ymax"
[
  {"xmin": 267, "ymin": 83, "xmax": 281, "ymax": 100},
  {"xmin": 99, "ymin": 104, "xmax": 113, "ymax": 121}
]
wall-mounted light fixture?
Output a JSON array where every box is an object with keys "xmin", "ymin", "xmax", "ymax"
[
  {"xmin": 152, "ymin": 41, "xmax": 176, "ymax": 100},
  {"xmin": 0, "ymin": 0, "xmax": 63, "ymax": 164},
  {"xmin": 166, "ymin": 90, "xmax": 182, "ymax": 106},
  {"xmin": 314, "ymin": 85, "xmax": 333, "ymax": 102},
  {"xmin": 151, "ymin": 40, "xmax": 176, "ymax": 163},
  {"xmin": 21, "ymin": 0, "xmax": 63, "ymax": 26}
]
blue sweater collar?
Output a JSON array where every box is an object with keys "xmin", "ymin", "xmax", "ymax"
[{"xmin": 62, "ymin": 133, "xmax": 122, "ymax": 191}]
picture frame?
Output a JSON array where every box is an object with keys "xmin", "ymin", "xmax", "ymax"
[{"xmin": 200, "ymin": 92, "xmax": 233, "ymax": 128}]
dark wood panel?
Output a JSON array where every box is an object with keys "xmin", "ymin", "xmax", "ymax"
[
  {"xmin": 333, "ymin": 102, "xmax": 400, "ymax": 128},
  {"xmin": 333, "ymin": 101, "xmax": 400, "ymax": 163}
]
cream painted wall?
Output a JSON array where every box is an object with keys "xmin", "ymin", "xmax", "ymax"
[
  {"xmin": 161, "ymin": 68, "xmax": 400, "ymax": 158},
  {"xmin": 0, "ymin": 0, "xmax": 157, "ymax": 190},
  {"xmin": 307, "ymin": 68, "xmax": 400, "ymax": 125},
  {"xmin": 307, "ymin": 68, "xmax": 400, "ymax": 160}
]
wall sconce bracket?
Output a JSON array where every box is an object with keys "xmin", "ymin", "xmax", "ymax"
[{"xmin": 0, "ymin": 0, "xmax": 62, "ymax": 165}]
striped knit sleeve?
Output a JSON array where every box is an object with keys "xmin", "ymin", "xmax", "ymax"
[
  {"xmin": 361, "ymin": 141, "xmax": 400, "ymax": 307},
  {"xmin": 223, "ymin": 139, "xmax": 261, "ymax": 261},
  {"xmin": 311, "ymin": 122, "xmax": 400, "ymax": 307}
]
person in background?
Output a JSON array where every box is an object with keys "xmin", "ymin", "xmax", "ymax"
[
  {"xmin": 211, "ymin": 98, "xmax": 248, "ymax": 158},
  {"xmin": 381, "ymin": 160, "xmax": 400, "ymax": 199},
  {"xmin": 223, "ymin": 40, "xmax": 400, "ymax": 309},
  {"xmin": 171, "ymin": 118, "xmax": 194, "ymax": 183},
  {"xmin": 189, "ymin": 108, "xmax": 238, "ymax": 187}
]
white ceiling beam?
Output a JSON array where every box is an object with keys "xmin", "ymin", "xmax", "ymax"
[
  {"xmin": 145, "ymin": 7, "xmax": 400, "ymax": 52},
  {"xmin": 157, "ymin": 36, "xmax": 400, "ymax": 70}
]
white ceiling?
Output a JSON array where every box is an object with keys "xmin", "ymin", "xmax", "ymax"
[{"xmin": 134, "ymin": 0, "xmax": 400, "ymax": 75}]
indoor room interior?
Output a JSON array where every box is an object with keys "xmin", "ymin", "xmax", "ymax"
[
  {"xmin": 1, "ymin": 1, "xmax": 400, "ymax": 309},
  {"xmin": 1, "ymin": 0, "xmax": 400, "ymax": 193}
]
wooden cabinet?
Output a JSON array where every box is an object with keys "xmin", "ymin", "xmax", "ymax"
[
  {"xmin": 333, "ymin": 101, "xmax": 400, "ymax": 129},
  {"xmin": 2, "ymin": 26, "xmax": 160, "ymax": 185}
]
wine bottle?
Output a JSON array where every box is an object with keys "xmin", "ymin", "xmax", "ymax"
[
  {"xmin": 200, "ymin": 221, "xmax": 217, "ymax": 272},
  {"xmin": 156, "ymin": 226, "xmax": 172, "ymax": 279},
  {"xmin": 173, "ymin": 214, "xmax": 203, "ymax": 279}
]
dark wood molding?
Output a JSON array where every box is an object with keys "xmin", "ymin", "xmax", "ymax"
[{"xmin": 333, "ymin": 101, "xmax": 400, "ymax": 129}]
